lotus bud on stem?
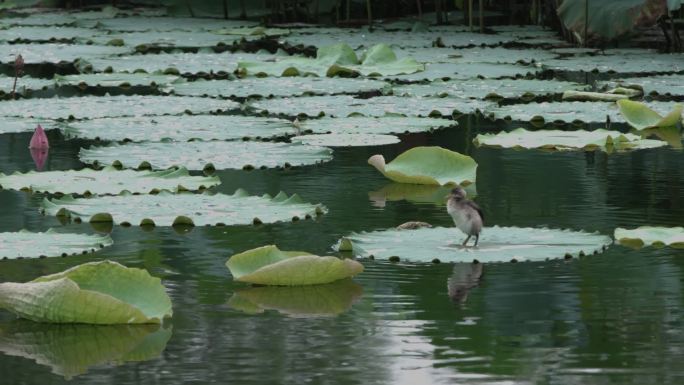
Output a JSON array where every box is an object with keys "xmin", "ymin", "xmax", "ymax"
[{"xmin": 12, "ymin": 54, "xmax": 24, "ymax": 100}]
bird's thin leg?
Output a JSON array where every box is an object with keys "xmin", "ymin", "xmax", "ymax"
[
  {"xmin": 462, "ymin": 235, "xmax": 471, "ymax": 246},
  {"xmin": 474, "ymin": 234, "xmax": 479, "ymax": 247}
]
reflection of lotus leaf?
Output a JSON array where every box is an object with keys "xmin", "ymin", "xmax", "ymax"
[
  {"xmin": 617, "ymin": 100, "xmax": 683, "ymax": 131},
  {"xmin": 337, "ymin": 226, "xmax": 612, "ymax": 263},
  {"xmin": 0, "ymin": 229, "xmax": 113, "ymax": 260},
  {"xmin": 368, "ymin": 183, "xmax": 476, "ymax": 207},
  {"xmin": 228, "ymin": 279, "xmax": 363, "ymax": 317},
  {"xmin": 614, "ymin": 227, "xmax": 684, "ymax": 249},
  {"xmin": 0, "ymin": 322, "xmax": 171, "ymax": 379}
]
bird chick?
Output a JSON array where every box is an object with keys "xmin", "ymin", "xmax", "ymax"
[{"xmin": 446, "ymin": 187, "xmax": 483, "ymax": 247}]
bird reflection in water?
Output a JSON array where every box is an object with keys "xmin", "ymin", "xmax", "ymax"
[{"xmin": 448, "ymin": 262, "xmax": 483, "ymax": 304}]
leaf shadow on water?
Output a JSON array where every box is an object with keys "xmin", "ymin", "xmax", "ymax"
[
  {"xmin": 0, "ymin": 321, "xmax": 172, "ymax": 379},
  {"xmin": 227, "ymin": 279, "xmax": 363, "ymax": 318}
]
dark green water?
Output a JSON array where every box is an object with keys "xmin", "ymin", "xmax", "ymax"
[{"xmin": 1, "ymin": 116, "xmax": 684, "ymax": 385}]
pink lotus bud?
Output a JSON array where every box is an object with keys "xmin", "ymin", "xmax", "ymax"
[
  {"xmin": 29, "ymin": 124, "xmax": 49, "ymax": 149},
  {"xmin": 14, "ymin": 54, "xmax": 24, "ymax": 74},
  {"xmin": 30, "ymin": 148, "xmax": 48, "ymax": 171}
]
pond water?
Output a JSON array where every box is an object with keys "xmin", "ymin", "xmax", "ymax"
[{"xmin": 2, "ymin": 115, "xmax": 683, "ymax": 384}]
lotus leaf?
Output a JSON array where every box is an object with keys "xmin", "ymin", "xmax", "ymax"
[
  {"xmin": 337, "ymin": 226, "xmax": 612, "ymax": 263},
  {"xmin": 0, "ymin": 229, "xmax": 112, "ymax": 260},
  {"xmin": 490, "ymin": 25, "xmax": 559, "ymax": 39},
  {"xmin": 0, "ymin": 26, "xmax": 98, "ymax": 42},
  {"xmin": 0, "ymin": 117, "xmax": 55, "ymax": 134},
  {"xmin": 542, "ymin": 54, "xmax": 684, "ymax": 74},
  {"xmin": 91, "ymin": 16, "xmax": 257, "ymax": 32},
  {"xmin": 389, "ymin": 62, "xmax": 541, "ymax": 81},
  {"xmin": 62, "ymin": 115, "xmax": 296, "ymax": 142},
  {"xmin": 164, "ymin": 77, "xmax": 388, "ymax": 98},
  {"xmin": 237, "ymin": 43, "xmax": 424, "ymax": 77},
  {"xmin": 227, "ymin": 279, "xmax": 362, "ymax": 317},
  {"xmin": 474, "ymin": 128, "xmax": 667, "ymax": 152},
  {"xmin": 0, "ymin": 166, "xmax": 219, "ymax": 194},
  {"xmin": 614, "ymin": 226, "xmax": 684, "ymax": 248},
  {"xmin": 0, "ymin": 13, "xmax": 77, "ymax": 26},
  {"xmin": 397, "ymin": 47, "xmax": 558, "ymax": 64},
  {"xmin": 213, "ymin": 26, "xmax": 289, "ymax": 36},
  {"xmin": 393, "ymin": 79, "xmax": 588, "ymax": 100},
  {"xmin": 601, "ymin": 74, "xmax": 684, "ymax": 96},
  {"xmin": 292, "ymin": 133, "xmax": 400, "ymax": 147},
  {"xmin": 0, "ymin": 95, "xmax": 238, "ymax": 120},
  {"xmin": 300, "ymin": 116, "xmax": 454, "ymax": 135},
  {"xmin": 0, "ymin": 323, "xmax": 171, "ymax": 379},
  {"xmin": 251, "ymin": 95, "xmax": 492, "ymax": 117},
  {"xmin": 0, "ymin": 76, "xmax": 53, "ymax": 94},
  {"xmin": 55, "ymin": 73, "xmax": 179, "ymax": 88},
  {"xmin": 0, "ymin": 260, "xmax": 172, "ymax": 324},
  {"xmin": 226, "ymin": 245, "xmax": 363, "ymax": 286},
  {"xmin": 42, "ymin": 190, "xmax": 327, "ymax": 227},
  {"xmin": 0, "ymin": 44, "xmax": 131, "ymax": 65},
  {"xmin": 617, "ymin": 99, "xmax": 684, "ymax": 130},
  {"xmin": 79, "ymin": 141, "xmax": 332, "ymax": 171},
  {"xmin": 368, "ymin": 146, "xmax": 477, "ymax": 186},
  {"xmin": 562, "ymin": 90, "xmax": 628, "ymax": 102},
  {"xmin": 485, "ymin": 101, "xmax": 622, "ymax": 124},
  {"xmin": 90, "ymin": 31, "xmax": 249, "ymax": 48}
]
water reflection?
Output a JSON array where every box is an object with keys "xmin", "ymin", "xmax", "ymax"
[
  {"xmin": 368, "ymin": 183, "xmax": 477, "ymax": 208},
  {"xmin": 228, "ymin": 279, "xmax": 363, "ymax": 318},
  {"xmin": 447, "ymin": 262, "xmax": 483, "ymax": 304},
  {"xmin": 29, "ymin": 148, "xmax": 48, "ymax": 171},
  {"xmin": 0, "ymin": 321, "xmax": 171, "ymax": 379}
]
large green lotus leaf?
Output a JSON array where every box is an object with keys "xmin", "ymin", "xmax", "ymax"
[
  {"xmin": 237, "ymin": 43, "xmax": 423, "ymax": 77},
  {"xmin": 62, "ymin": 115, "xmax": 295, "ymax": 142},
  {"xmin": 0, "ymin": 95, "xmax": 237, "ymax": 120},
  {"xmin": 227, "ymin": 279, "xmax": 362, "ymax": 317},
  {"xmin": 542, "ymin": 54, "xmax": 684, "ymax": 74},
  {"xmin": 0, "ymin": 323, "xmax": 171, "ymax": 379},
  {"xmin": 226, "ymin": 245, "xmax": 363, "ymax": 286},
  {"xmin": 337, "ymin": 226, "xmax": 612, "ymax": 263},
  {"xmin": 389, "ymin": 62, "xmax": 541, "ymax": 81},
  {"xmin": 368, "ymin": 183, "xmax": 477, "ymax": 207},
  {"xmin": 164, "ymin": 77, "xmax": 388, "ymax": 98},
  {"xmin": 601, "ymin": 74, "xmax": 684, "ymax": 96},
  {"xmin": 0, "ymin": 166, "xmax": 219, "ymax": 195},
  {"xmin": 0, "ymin": 229, "xmax": 112, "ymax": 260},
  {"xmin": 368, "ymin": 146, "xmax": 477, "ymax": 186},
  {"xmin": 614, "ymin": 226, "xmax": 684, "ymax": 249},
  {"xmin": 90, "ymin": 16, "xmax": 257, "ymax": 32},
  {"xmin": 393, "ymin": 79, "xmax": 588, "ymax": 100},
  {"xmin": 79, "ymin": 141, "xmax": 333, "ymax": 171},
  {"xmin": 617, "ymin": 99, "xmax": 683, "ymax": 130},
  {"xmin": 292, "ymin": 133, "xmax": 400, "ymax": 147},
  {"xmin": 0, "ymin": 26, "xmax": 98, "ymax": 42},
  {"xmin": 42, "ymin": 190, "xmax": 327, "ymax": 227},
  {"xmin": 640, "ymin": 126, "xmax": 683, "ymax": 149},
  {"xmin": 396, "ymin": 47, "xmax": 558, "ymax": 64},
  {"xmin": 54, "ymin": 73, "xmax": 179, "ymax": 88},
  {"xmin": 0, "ymin": 117, "xmax": 55, "ymax": 134},
  {"xmin": 90, "ymin": 31, "xmax": 250, "ymax": 48},
  {"xmin": 0, "ymin": 44, "xmax": 131, "ymax": 65},
  {"xmin": 300, "ymin": 116, "xmax": 455, "ymax": 135},
  {"xmin": 474, "ymin": 128, "xmax": 667, "ymax": 152},
  {"xmin": 85, "ymin": 51, "xmax": 280, "ymax": 74},
  {"xmin": 251, "ymin": 95, "xmax": 492, "ymax": 117},
  {"xmin": 0, "ymin": 260, "xmax": 172, "ymax": 324},
  {"xmin": 0, "ymin": 76, "xmax": 53, "ymax": 95}
]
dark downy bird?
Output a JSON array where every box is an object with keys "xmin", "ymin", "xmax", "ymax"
[{"xmin": 446, "ymin": 187, "xmax": 483, "ymax": 247}]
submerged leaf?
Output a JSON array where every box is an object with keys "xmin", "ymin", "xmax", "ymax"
[
  {"xmin": 226, "ymin": 245, "xmax": 363, "ymax": 286},
  {"xmin": 337, "ymin": 226, "xmax": 612, "ymax": 263},
  {"xmin": 617, "ymin": 99, "xmax": 683, "ymax": 131},
  {"xmin": 42, "ymin": 190, "xmax": 327, "ymax": 227},
  {"xmin": 0, "ymin": 260, "xmax": 172, "ymax": 324},
  {"xmin": 0, "ymin": 229, "xmax": 113, "ymax": 260},
  {"xmin": 368, "ymin": 146, "xmax": 477, "ymax": 186},
  {"xmin": 614, "ymin": 226, "xmax": 684, "ymax": 249}
]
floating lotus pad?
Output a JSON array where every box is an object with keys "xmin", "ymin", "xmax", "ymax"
[
  {"xmin": 337, "ymin": 226, "xmax": 612, "ymax": 263},
  {"xmin": 213, "ymin": 26, "xmax": 290, "ymax": 36},
  {"xmin": 228, "ymin": 279, "xmax": 362, "ymax": 317},
  {"xmin": 0, "ymin": 323, "xmax": 171, "ymax": 379},
  {"xmin": 396, "ymin": 47, "xmax": 558, "ymax": 64},
  {"xmin": 0, "ymin": 76, "xmax": 54, "ymax": 94},
  {"xmin": 0, "ymin": 260, "xmax": 172, "ymax": 324},
  {"xmin": 0, "ymin": 26, "xmax": 99, "ymax": 42},
  {"xmin": 62, "ymin": 115, "xmax": 296, "ymax": 142},
  {"xmin": 614, "ymin": 227, "xmax": 684, "ymax": 249},
  {"xmin": 393, "ymin": 78, "xmax": 588, "ymax": 100},
  {"xmin": 226, "ymin": 245, "xmax": 363, "ymax": 286},
  {"xmin": 90, "ymin": 30, "xmax": 250, "ymax": 48},
  {"xmin": 165, "ymin": 77, "xmax": 389, "ymax": 98},
  {"xmin": 542, "ymin": 54, "xmax": 684, "ymax": 74},
  {"xmin": 485, "ymin": 101, "xmax": 622, "ymax": 124},
  {"xmin": 617, "ymin": 100, "xmax": 683, "ymax": 131},
  {"xmin": 42, "ymin": 190, "xmax": 327, "ymax": 227},
  {"xmin": 237, "ymin": 43, "xmax": 424, "ymax": 77},
  {"xmin": 0, "ymin": 95, "xmax": 238, "ymax": 120},
  {"xmin": 0, "ymin": 44, "xmax": 131, "ymax": 65},
  {"xmin": 601, "ymin": 74, "xmax": 684, "ymax": 96},
  {"xmin": 79, "ymin": 141, "xmax": 333, "ymax": 171},
  {"xmin": 388, "ymin": 62, "xmax": 541, "ymax": 81},
  {"xmin": 299, "ymin": 116, "xmax": 455, "ymax": 135},
  {"xmin": 251, "ymin": 95, "xmax": 492, "ymax": 117},
  {"xmin": 292, "ymin": 133, "xmax": 400, "ymax": 147},
  {"xmin": 0, "ymin": 117, "xmax": 55, "ymax": 134},
  {"xmin": 54, "ymin": 73, "xmax": 180, "ymax": 88},
  {"xmin": 91, "ymin": 16, "xmax": 257, "ymax": 32},
  {"xmin": 0, "ymin": 166, "xmax": 219, "ymax": 195},
  {"xmin": 0, "ymin": 229, "xmax": 113, "ymax": 260},
  {"xmin": 368, "ymin": 146, "xmax": 477, "ymax": 186},
  {"xmin": 474, "ymin": 128, "xmax": 667, "ymax": 152}
]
